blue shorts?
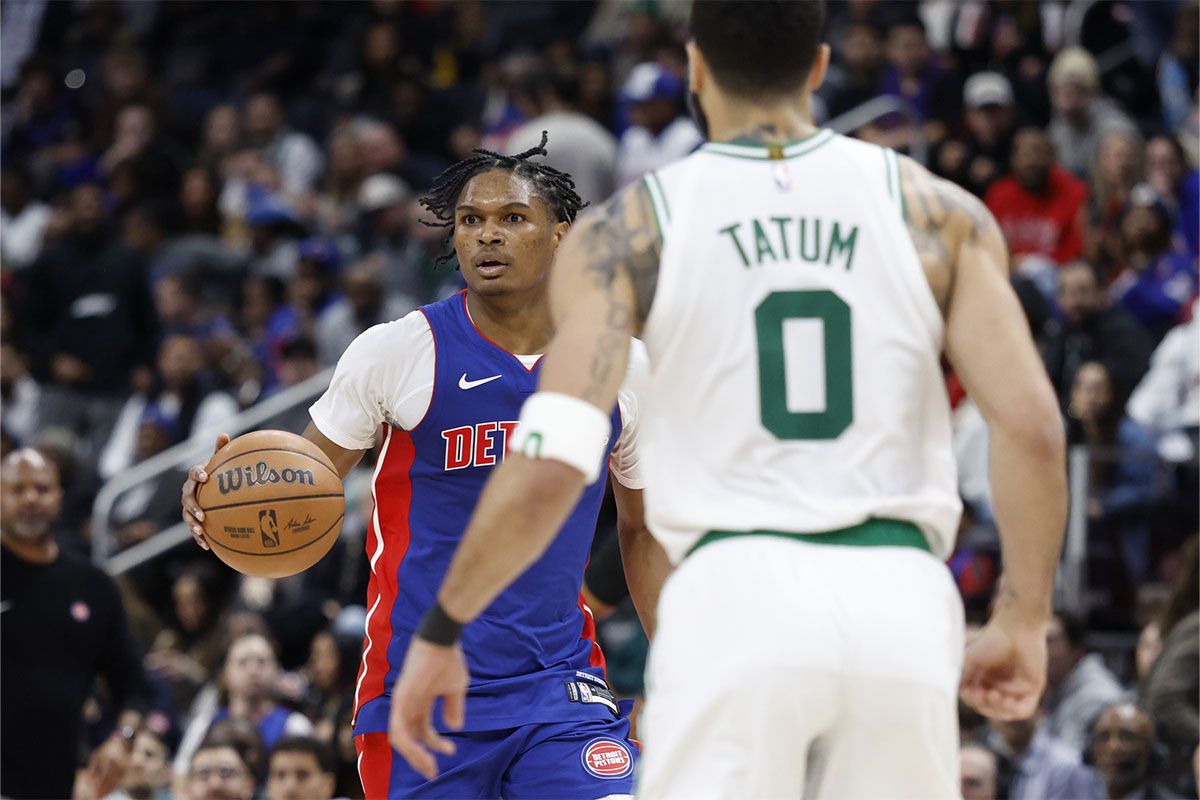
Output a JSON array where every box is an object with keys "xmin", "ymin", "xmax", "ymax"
[{"xmin": 356, "ymin": 715, "xmax": 638, "ymax": 799}]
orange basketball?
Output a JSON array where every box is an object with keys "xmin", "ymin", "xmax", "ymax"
[{"xmin": 197, "ymin": 430, "xmax": 345, "ymax": 578}]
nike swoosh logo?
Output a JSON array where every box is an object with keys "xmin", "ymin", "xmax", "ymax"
[{"xmin": 459, "ymin": 373, "xmax": 502, "ymax": 390}]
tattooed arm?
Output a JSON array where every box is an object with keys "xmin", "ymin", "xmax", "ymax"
[
  {"xmin": 388, "ymin": 184, "xmax": 662, "ymax": 774},
  {"xmin": 900, "ymin": 156, "xmax": 1067, "ymax": 720}
]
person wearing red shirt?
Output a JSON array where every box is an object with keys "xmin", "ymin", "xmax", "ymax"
[{"xmin": 986, "ymin": 127, "xmax": 1089, "ymax": 270}]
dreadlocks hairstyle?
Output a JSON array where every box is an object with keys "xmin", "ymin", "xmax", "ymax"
[{"xmin": 420, "ymin": 131, "xmax": 587, "ymax": 265}]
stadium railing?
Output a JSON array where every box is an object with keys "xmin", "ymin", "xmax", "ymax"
[
  {"xmin": 825, "ymin": 95, "xmax": 928, "ymax": 165},
  {"xmin": 91, "ymin": 367, "xmax": 334, "ymax": 574}
]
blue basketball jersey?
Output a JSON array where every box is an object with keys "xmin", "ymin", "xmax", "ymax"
[{"xmin": 353, "ymin": 292, "xmax": 622, "ymax": 735}]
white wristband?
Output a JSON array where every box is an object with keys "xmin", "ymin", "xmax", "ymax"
[{"xmin": 509, "ymin": 392, "xmax": 611, "ymax": 484}]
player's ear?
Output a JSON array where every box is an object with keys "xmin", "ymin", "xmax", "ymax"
[
  {"xmin": 685, "ymin": 40, "xmax": 705, "ymax": 94},
  {"xmin": 552, "ymin": 220, "xmax": 570, "ymax": 247},
  {"xmin": 808, "ymin": 44, "xmax": 831, "ymax": 94}
]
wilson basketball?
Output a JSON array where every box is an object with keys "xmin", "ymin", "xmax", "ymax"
[{"xmin": 197, "ymin": 430, "xmax": 345, "ymax": 579}]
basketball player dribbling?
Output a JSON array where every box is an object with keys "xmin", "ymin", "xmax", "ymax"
[
  {"xmin": 389, "ymin": 3, "xmax": 1068, "ymax": 798},
  {"xmin": 182, "ymin": 135, "xmax": 669, "ymax": 799}
]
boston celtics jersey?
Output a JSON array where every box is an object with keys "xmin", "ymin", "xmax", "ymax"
[{"xmin": 638, "ymin": 130, "xmax": 961, "ymax": 563}]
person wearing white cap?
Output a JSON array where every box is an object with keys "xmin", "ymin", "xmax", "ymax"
[
  {"xmin": 938, "ymin": 71, "xmax": 1018, "ymax": 197},
  {"xmin": 1046, "ymin": 46, "xmax": 1137, "ymax": 180}
]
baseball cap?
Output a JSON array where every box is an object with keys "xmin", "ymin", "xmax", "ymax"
[
  {"xmin": 358, "ymin": 173, "xmax": 411, "ymax": 212},
  {"xmin": 297, "ymin": 237, "xmax": 340, "ymax": 268},
  {"xmin": 963, "ymin": 72, "xmax": 1013, "ymax": 109},
  {"xmin": 1125, "ymin": 182, "xmax": 1173, "ymax": 227},
  {"xmin": 621, "ymin": 62, "xmax": 684, "ymax": 104},
  {"xmin": 1048, "ymin": 46, "xmax": 1100, "ymax": 90},
  {"xmin": 245, "ymin": 190, "xmax": 298, "ymax": 226}
]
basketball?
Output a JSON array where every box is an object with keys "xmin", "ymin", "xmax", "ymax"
[{"xmin": 197, "ymin": 430, "xmax": 345, "ymax": 579}]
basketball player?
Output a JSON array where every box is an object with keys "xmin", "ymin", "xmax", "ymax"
[
  {"xmin": 389, "ymin": 2, "xmax": 1068, "ymax": 797},
  {"xmin": 182, "ymin": 135, "xmax": 667, "ymax": 798}
]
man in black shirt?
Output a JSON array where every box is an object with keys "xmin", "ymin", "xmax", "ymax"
[{"xmin": 1, "ymin": 449, "xmax": 151, "ymax": 799}]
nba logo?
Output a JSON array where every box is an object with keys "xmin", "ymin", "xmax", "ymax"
[
  {"xmin": 773, "ymin": 162, "xmax": 792, "ymax": 192},
  {"xmin": 259, "ymin": 509, "xmax": 279, "ymax": 548}
]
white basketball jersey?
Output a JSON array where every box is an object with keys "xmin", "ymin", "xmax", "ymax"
[{"xmin": 639, "ymin": 131, "xmax": 961, "ymax": 563}]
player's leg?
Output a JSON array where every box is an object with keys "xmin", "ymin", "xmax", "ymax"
[
  {"xmin": 500, "ymin": 716, "xmax": 638, "ymax": 799},
  {"xmin": 805, "ymin": 545, "xmax": 964, "ymax": 800},
  {"xmin": 355, "ymin": 729, "xmax": 513, "ymax": 798},
  {"xmin": 634, "ymin": 537, "xmax": 840, "ymax": 799}
]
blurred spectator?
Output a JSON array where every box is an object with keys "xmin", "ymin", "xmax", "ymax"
[
  {"xmin": 21, "ymin": 182, "xmax": 158, "ymax": 457},
  {"xmin": 355, "ymin": 173, "xmax": 423, "ymax": 299},
  {"xmin": 265, "ymin": 736, "xmax": 337, "ymax": 800},
  {"xmin": 242, "ymin": 275, "xmax": 303, "ymax": 395},
  {"xmin": 1, "ymin": 449, "xmax": 150, "ymax": 799},
  {"xmin": 1139, "ymin": 537, "xmax": 1199, "ymax": 799},
  {"xmin": 313, "ymin": 128, "xmax": 364, "ymax": 244},
  {"xmin": 1109, "ymin": 185, "xmax": 1199, "ymax": 342},
  {"xmin": 1086, "ymin": 129, "xmax": 1146, "ymax": 279},
  {"xmin": 98, "ymin": 335, "xmax": 238, "ymax": 481},
  {"xmin": 0, "ymin": 165, "xmax": 52, "ymax": 270},
  {"xmin": 615, "ymin": 62, "xmax": 702, "ymax": 187},
  {"xmin": 989, "ymin": 713, "xmax": 1104, "ymax": 800},
  {"xmin": 246, "ymin": 191, "xmax": 304, "ymax": 281},
  {"xmin": 289, "ymin": 238, "xmax": 343, "ymax": 330},
  {"xmin": 243, "ymin": 92, "xmax": 324, "ymax": 198},
  {"xmin": 878, "ymin": 17, "xmax": 954, "ymax": 137},
  {"xmin": 152, "ymin": 273, "xmax": 244, "ymax": 380},
  {"xmin": 1128, "ymin": 300, "xmax": 1200, "ymax": 464},
  {"xmin": 820, "ymin": 22, "xmax": 885, "ymax": 121},
  {"xmin": 178, "ymin": 167, "xmax": 223, "ymax": 237},
  {"xmin": 3, "ymin": 57, "xmax": 88, "ymax": 174},
  {"xmin": 1156, "ymin": 1, "xmax": 1200, "ymax": 135},
  {"xmin": 174, "ymin": 630, "xmax": 312, "ymax": 788},
  {"xmin": 146, "ymin": 563, "xmax": 230, "ymax": 714},
  {"xmin": 1068, "ymin": 361, "xmax": 1162, "ymax": 587},
  {"xmin": 1145, "ymin": 135, "xmax": 1200, "ymax": 257},
  {"xmin": 1041, "ymin": 261, "xmax": 1154, "ymax": 408},
  {"xmin": 107, "ymin": 721, "xmax": 177, "ymax": 800},
  {"xmin": 99, "ymin": 104, "xmax": 181, "ymax": 206},
  {"xmin": 936, "ymin": 72, "xmax": 1017, "ymax": 198},
  {"xmin": 1047, "ymin": 47, "xmax": 1138, "ymax": 181},
  {"xmin": 300, "ymin": 627, "xmax": 361, "ymax": 743},
  {"xmin": 0, "ymin": 342, "xmax": 40, "ymax": 445},
  {"xmin": 197, "ymin": 105, "xmax": 243, "ymax": 180},
  {"xmin": 1044, "ymin": 610, "xmax": 1127, "ymax": 752},
  {"xmin": 985, "ymin": 127, "xmax": 1088, "ymax": 278},
  {"xmin": 508, "ymin": 71, "xmax": 619, "ymax": 206},
  {"xmin": 960, "ymin": 742, "xmax": 1002, "ymax": 800},
  {"xmin": 316, "ymin": 259, "xmax": 415, "ymax": 366},
  {"xmin": 1088, "ymin": 703, "xmax": 1181, "ymax": 800},
  {"xmin": 183, "ymin": 738, "xmax": 255, "ymax": 800}
]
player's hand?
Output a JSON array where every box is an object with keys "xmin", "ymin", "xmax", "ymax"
[
  {"xmin": 181, "ymin": 433, "xmax": 231, "ymax": 551},
  {"xmin": 959, "ymin": 613, "xmax": 1047, "ymax": 720},
  {"xmin": 388, "ymin": 637, "xmax": 469, "ymax": 780}
]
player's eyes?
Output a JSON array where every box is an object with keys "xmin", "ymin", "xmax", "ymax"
[
  {"xmin": 506, "ymin": 213, "xmax": 523, "ymax": 223},
  {"xmin": 461, "ymin": 214, "xmax": 478, "ymax": 225}
]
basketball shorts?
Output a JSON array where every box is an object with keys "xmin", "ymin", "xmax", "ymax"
[
  {"xmin": 356, "ymin": 713, "xmax": 637, "ymax": 799},
  {"xmin": 636, "ymin": 529, "xmax": 964, "ymax": 799}
]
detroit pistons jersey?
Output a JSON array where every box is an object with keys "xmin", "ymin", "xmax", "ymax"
[
  {"xmin": 309, "ymin": 291, "xmax": 647, "ymax": 736},
  {"xmin": 638, "ymin": 131, "xmax": 960, "ymax": 563}
]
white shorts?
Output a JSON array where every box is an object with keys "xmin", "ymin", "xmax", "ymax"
[{"xmin": 636, "ymin": 534, "xmax": 964, "ymax": 799}]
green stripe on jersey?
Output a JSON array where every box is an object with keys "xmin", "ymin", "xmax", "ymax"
[{"xmin": 689, "ymin": 518, "xmax": 931, "ymax": 557}]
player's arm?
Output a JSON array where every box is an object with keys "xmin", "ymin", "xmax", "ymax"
[
  {"xmin": 900, "ymin": 156, "xmax": 1067, "ymax": 719},
  {"xmin": 611, "ymin": 481, "xmax": 671, "ymax": 640},
  {"xmin": 388, "ymin": 182, "xmax": 662, "ymax": 777}
]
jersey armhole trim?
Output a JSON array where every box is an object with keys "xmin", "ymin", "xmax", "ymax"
[
  {"xmin": 642, "ymin": 174, "xmax": 670, "ymax": 241},
  {"xmin": 883, "ymin": 147, "xmax": 904, "ymax": 220}
]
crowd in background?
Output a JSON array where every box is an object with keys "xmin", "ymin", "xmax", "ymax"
[{"xmin": 0, "ymin": 1, "xmax": 1197, "ymax": 798}]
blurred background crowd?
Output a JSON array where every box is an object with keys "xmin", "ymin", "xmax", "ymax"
[{"xmin": 0, "ymin": 0, "xmax": 1196, "ymax": 798}]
